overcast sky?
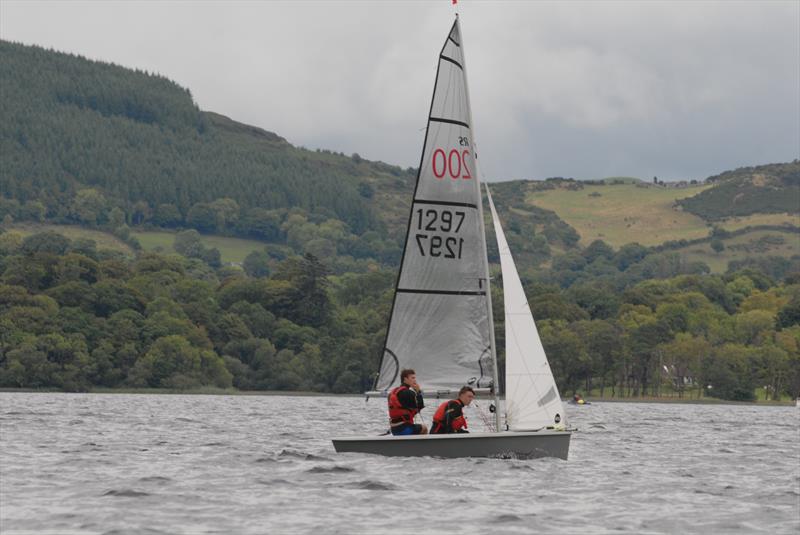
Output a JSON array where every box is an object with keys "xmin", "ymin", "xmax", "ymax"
[{"xmin": 2, "ymin": 1, "xmax": 798, "ymax": 181}]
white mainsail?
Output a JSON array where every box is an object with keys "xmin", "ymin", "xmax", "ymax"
[
  {"xmin": 374, "ymin": 18, "xmax": 494, "ymax": 394},
  {"xmin": 486, "ymin": 185, "xmax": 566, "ymax": 431}
]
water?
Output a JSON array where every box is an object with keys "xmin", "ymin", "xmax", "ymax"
[{"xmin": 1, "ymin": 393, "xmax": 798, "ymax": 534}]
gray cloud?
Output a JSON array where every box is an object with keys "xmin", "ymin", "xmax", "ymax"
[{"xmin": 1, "ymin": 0, "xmax": 797, "ymax": 181}]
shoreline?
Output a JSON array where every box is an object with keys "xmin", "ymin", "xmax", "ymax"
[{"xmin": 0, "ymin": 388, "xmax": 795, "ymax": 406}]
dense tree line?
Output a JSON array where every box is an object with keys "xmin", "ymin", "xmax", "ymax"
[
  {"xmin": 504, "ymin": 239, "xmax": 800, "ymax": 401},
  {"xmin": 1, "ymin": 229, "xmax": 797, "ymax": 401},
  {"xmin": 0, "ymin": 229, "xmax": 390, "ymax": 393}
]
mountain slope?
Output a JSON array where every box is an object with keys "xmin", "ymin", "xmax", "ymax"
[
  {"xmin": 0, "ymin": 40, "xmax": 406, "ymax": 234},
  {"xmin": 676, "ymin": 161, "xmax": 800, "ymax": 220}
]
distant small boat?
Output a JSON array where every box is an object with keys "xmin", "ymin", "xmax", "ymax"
[{"xmin": 332, "ymin": 16, "xmax": 570, "ymax": 460}]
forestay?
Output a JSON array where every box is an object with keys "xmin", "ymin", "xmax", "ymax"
[
  {"xmin": 374, "ymin": 19, "xmax": 494, "ymax": 394},
  {"xmin": 486, "ymin": 186, "xmax": 566, "ymax": 430}
]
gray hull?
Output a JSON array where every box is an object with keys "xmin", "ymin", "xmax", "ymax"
[{"xmin": 332, "ymin": 430, "xmax": 570, "ymax": 460}]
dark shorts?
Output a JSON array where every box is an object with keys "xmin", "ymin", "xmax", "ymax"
[{"xmin": 391, "ymin": 423, "xmax": 423, "ymax": 436}]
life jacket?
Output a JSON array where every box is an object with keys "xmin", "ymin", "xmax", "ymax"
[
  {"xmin": 388, "ymin": 385, "xmax": 419, "ymax": 426},
  {"xmin": 431, "ymin": 399, "xmax": 467, "ymax": 433}
]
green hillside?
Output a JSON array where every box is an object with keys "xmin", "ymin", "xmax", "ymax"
[
  {"xmin": 0, "ymin": 41, "xmax": 798, "ymax": 401},
  {"xmin": 676, "ymin": 161, "xmax": 800, "ymax": 220},
  {"xmin": 0, "ymin": 39, "xmax": 397, "ymax": 235},
  {"xmin": 0, "ymin": 39, "xmax": 577, "ymax": 271},
  {"xmin": 522, "ymin": 180, "xmax": 712, "ymax": 247}
]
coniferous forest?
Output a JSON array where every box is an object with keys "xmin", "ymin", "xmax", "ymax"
[{"xmin": 1, "ymin": 40, "xmax": 798, "ymax": 401}]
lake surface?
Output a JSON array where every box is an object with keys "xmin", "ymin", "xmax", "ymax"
[{"xmin": 1, "ymin": 393, "xmax": 798, "ymax": 534}]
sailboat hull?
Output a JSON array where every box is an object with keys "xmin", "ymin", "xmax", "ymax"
[{"xmin": 332, "ymin": 430, "xmax": 570, "ymax": 460}]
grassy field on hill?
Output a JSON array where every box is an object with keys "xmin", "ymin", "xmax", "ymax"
[
  {"xmin": 7, "ymin": 224, "xmax": 268, "ymax": 264},
  {"xmin": 132, "ymin": 230, "xmax": 267, "ymax": 263},
  {"xmin": 673, "ymin": 228, "xmax": 799, "ymax": 273},
  {"xmin": 525, "ymin": 183, "xmax": 712, "ymax": 247},
  {"xmin": 8, "ymin": 224, "xmax": 133, "ymax": 254}
]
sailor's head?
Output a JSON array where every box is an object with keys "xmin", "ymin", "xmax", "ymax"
[
  {"xmin": 401, "ymin": 368, "xmax": 417, "ymax": 386},
  {"xmin": 458, "ymin": 385, "xmax": 475, "ymax": 406}
]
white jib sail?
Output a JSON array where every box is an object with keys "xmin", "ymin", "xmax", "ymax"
[
  {"xmin": 374, "ymin": 19, "xmax": 493, "ymax": 394},
  {"xmin": 486, "ymin": 185, "xmax": 567, "ymax": 430}
]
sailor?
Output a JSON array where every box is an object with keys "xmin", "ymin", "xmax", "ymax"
[
  {"xmin": 573, "ymin": 393, "xmax": 585, "ymax": 405},
  {"xmin": 430, "ymin": 386, "xmax": 475, "ymax": 434},
  {"xmin": 388, "ymin": 369, "xmax": 427, "ymax": 435}
]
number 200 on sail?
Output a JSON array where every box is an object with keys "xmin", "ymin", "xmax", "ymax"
[{"xmin": 431, "ymin": 148, "xmax": 472, "ymax": 180}]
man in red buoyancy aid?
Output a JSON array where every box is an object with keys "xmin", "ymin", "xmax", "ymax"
[
  {"xmin": 430, "ymin": 386, "xmax": 475, "ymax": 434},
  {"xmin": 388, "ymin": 369, "xmax": 427, "ymax": 436}
]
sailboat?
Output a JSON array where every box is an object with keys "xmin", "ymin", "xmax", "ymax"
[{"xmin": 332, "ymin": 16, "xmax": 571, "ymax": 460}]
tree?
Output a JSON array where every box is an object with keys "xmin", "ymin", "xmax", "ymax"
[
  {"xmin": 567, "ymin": 283, "xmax": 620, "ymax": 319},
  {"xmin": 209, "ymin": 198, "xmax": 239, "ymax": 232},
  {"xmin": 243, "ymin": 250, "xmax": 271, "ymax": 278},
  {"xmin": 626, "ymin": 320, "xmax": 672, "ymax": 396},
  {"xmin": 20, "ymin": 200, "xmax": 46, "ymax": 222},
  {"xmin": 539, "ymin": 320, "xmax": 588, "ymax": 394},
  {"xmin": 128, "ymin": 335, "xmax": 231, "ymax": 389},
  {"xmin": 71, "ymin": 189, "xmax": 108, "ymax": 225},
  {"xmin": 583, "ymin": 240, "xmax": 615, "ymax": 263},
  {"xmin": 614, "ymin": 243, "xmax": 649, "ymax": 271},
  {"xmin": 237, "ymin": 208, "xmax": 281, "ymax": 241},
  {"xmin": 2, "ymin": 343, "xmax": 56, "ymax": 388},
  {"xmin": 131, "ymin": 201, "xmax": 151, "ymax": 225},
  {"xmin": 153, "ymin": 204, "xmax": 183, "ymax": 227},
  {"xmin": 0, "ymin": 232, "xmax": 23, "ymax": 255},
  {"xmin": 272, "ymin": 254, "xmax": 331, "ymax": 327},
  {"xmin": 571, "ymin": 320, "xmax": 621, "ymax": 396},
  {"xmin": 700, "ymin": 344, "xmax": 757, "ymax": 401},
  {"xmin": 21, "ymin": 231, "xmax": 70, "ymax": 255},
  {"xmin": 734, "ymin": 309, "xmax": 775, "ymax": 345},
  {"xmin": 777, "ymin": 299, "xmax": 800, "ymax": 329},
  {"xmin": 186, "ymin": 203, "xmax": 216, "ymax": 232},
  {"xmin": 173, "ymin": 230, "xmax": 203, "ymax": 257},
  {"xmin": 660, "ymin": 334, "xmax": 710, "ymax": 397}
]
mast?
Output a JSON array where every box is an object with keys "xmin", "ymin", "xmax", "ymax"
[{"xmin": 456, "ymin": 17, "xmax": 502, "ymax": 433}]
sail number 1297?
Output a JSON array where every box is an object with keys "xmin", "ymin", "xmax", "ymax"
[{"xmin": 414, "ymin": 209, "xmax": 466, "ymax": 259}]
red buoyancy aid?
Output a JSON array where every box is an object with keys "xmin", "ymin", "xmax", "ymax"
[
  {"xmin": 388, "ymin": 385, "xmax": 419, "ymax": 426},
  {"xmin": 432, "ymin": 400, "xmax": 467, "ymax": 433}
]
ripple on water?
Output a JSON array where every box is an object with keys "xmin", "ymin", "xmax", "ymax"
[
  {"xmin": 137, "ymin": 476, "xmax": 172, "ymax": 484},
  {"xmin": 494, "ymin": 514, "xmax": 524, "ymax": 523},
  {"xmin": 307, "ymin": 465, "xmax": 356, "ymax": 474},
  {"xmin": 340, "ymin": 480, "xmax": 396, "ymax": 491},
  {"xmin": 256, "ymin": 478, "xmax": 295, "ymax": 486},
  {"xmin": 102, "ymin": 528, "xmax": 170, "ymax": 535},
  {"xmin": 277, "ymin": 449, "xmax": 332, "ymax": 461},
  {"xmin": 103, "ymin": 489, "xmax": 151, "ymax": 498}
]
